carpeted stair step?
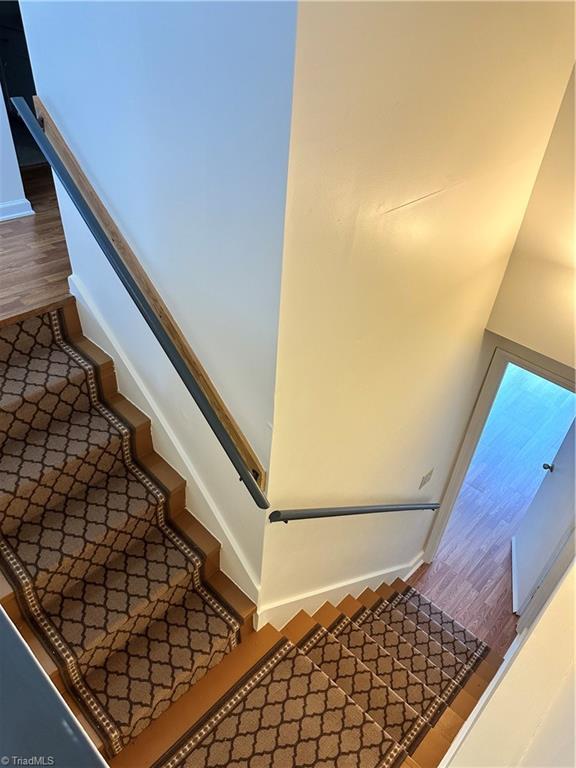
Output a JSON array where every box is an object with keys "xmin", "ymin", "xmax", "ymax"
[
  {"xmin": 313, "ymin": 603, "xmax": 465, "ymax": 745},
  {"xmin": 0, "ymin": 364, "xmax": 89, "ymax": 446},
  {"xmin": 0, "ymin": 311, "xmax": 247, "ymax": 757},
  {"xmin": 358, "ymin": 588, "xmax": 490, "ymax": 701},
  {"xmin": 390, "ymin": 579, "xmax": 491, "ymax": 656},
  {"xmin": 377, "ymin": 584, "xmax": 477, "ymax": 664},
  {"xmin": 313, "ymin": 602, "xmax": 446, "ymax": 723},
  {"xmin": 336, "ymin": 597, "xmax": 478, "ymax": 720},
  {"xmin": 376, "ymin": 583, "xmax": 500, "ymax": 684},
  {"xmin": 284, "ymin": 609, "xmax": 447, "ymax": 768},
  {"xmin": 2, "ymin": 522, "xmax": 239, "ymax": 754},
  {"xmin": 0, "ymin": 558, "xmax": 252, "ymax": 695},
  {"xmin": 0, "ymin": 500, "xmax": 223, "ymax": 631},
  {"xmin": 83, "ymin": 584, "xmax": 238, "ymax": 747},
  {"xmin": 0, "ymin": 414, "xmax": 124, "ymax": 536},
  {"xmin": 4, "ymin": 465, "xmax": 155, "ymax": 592},
  {"xmin": 388, "ymin": 579, "xmax": 503, "ymax": 673},
  {"xmin": 340, "ymin": 595, "xmax": 466, "ymax": 704},
  {"xmin": 111, "ymin": 623, "xmax": 413, "ymax": 768},
  {"xmin": 37, "ymin": 518, "xmax": 201, "ymax": 656}
]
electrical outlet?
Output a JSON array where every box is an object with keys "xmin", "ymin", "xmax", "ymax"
[{"xmin": 419, "ymin": 468, "xmax": 434, "ymax": 489}]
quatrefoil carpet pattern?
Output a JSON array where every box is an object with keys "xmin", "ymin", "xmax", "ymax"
[
  {"xmin": 156, "ymin": 641, "xmax": 405, "ymax": 768},
  {"xmin": 155, "ymin": 595, "xmax": 489, "ymax": 768},
  {"xmin": 0, "ymin": 312, "xmax": 239, "ymax": 755}
]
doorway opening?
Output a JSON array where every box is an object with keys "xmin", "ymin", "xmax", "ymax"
[
  {"xmin": 411, "ymin": 359, "xmax": 575, "ymax": 656},
  {"xmin": 0, "ymin": 1, "xmax": 42, "ymax": 167}
]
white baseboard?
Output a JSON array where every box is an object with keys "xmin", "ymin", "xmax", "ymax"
[
  {"xmin": 0, "ymin": 197, "xmax": 34, "ymax": 221},
  {"xmin": 68, "ymin": 274, "xmax": 261, "ymax": 600},
  {"xmin": 257, "ymin": 551, "xmax": 424, "ymax": 629},
  {"xmin": 511, "ymin": 535, "xmax": 519, "ymax": 613}
]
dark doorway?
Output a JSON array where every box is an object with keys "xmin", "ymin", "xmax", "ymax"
[{"xmin": 0, "ymin": 1, "xmax": 43, "ymax": 167}]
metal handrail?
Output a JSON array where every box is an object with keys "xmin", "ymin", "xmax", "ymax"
[
  {"xmin": 12, "ymin": 96, "xmax": 270, "ymax": 510},
  {"xmin": 269, "ymin": 502, "xmax": 440, "ymax": 523}
]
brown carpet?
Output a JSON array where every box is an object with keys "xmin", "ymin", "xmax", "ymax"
[
  {"xmin": 0, "ymin": 312, "xmax": 240, "ymax": 755},
  {"xmin": 154, "ymin": 640, "xmax": 406, "ymax": 768},
  {"xmin": 298, "ymin": 624, "xmax": 428, "ymax": 755},
  {"xmin": 154, "ymin": 595, "xmax": 489, "ymax": 768}
]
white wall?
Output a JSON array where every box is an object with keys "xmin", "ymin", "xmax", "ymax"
[
  {"xmin": 488, "ymin": 71, "xmax": 575, "ymax": 368},
  {"xmin": 518, "ymin": 666, "xmax": 574, "ymax": 768},
  {"xmin": 259, "ymin": 1, "xmax": 575, "ymax": 625},
  {"xmin": 513, "ymin": 421, "xmax": 575, "ymax": 614},
  {"xmin": 20, "ymin": 1, "xmax": 296, "ymax": 596},
  {"xmin": 20, "ymin": 0, "xmax": 296, "ymax": 466},
  {"xmin": 449, "ymin": 565, "xmax": 575, "ymax": 767},
  {"xmin": 0, "ymin": 95, "xmax": 32, "ymax": 221}
]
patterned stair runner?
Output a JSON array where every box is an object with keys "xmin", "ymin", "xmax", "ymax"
[
  {"xmin": 1, "ymin": 309, "xmax": 494, "ymax": 767},
  {"xmin": 0, "ymin": 313, "xmax": 240, "ymax": 755}
]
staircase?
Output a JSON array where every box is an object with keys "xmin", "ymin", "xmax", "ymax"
[{"xmin": 0, "ymin": 303, "xmax": 501, "ymax": 768}]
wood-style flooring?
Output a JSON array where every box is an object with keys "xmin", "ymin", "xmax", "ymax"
[
  {"xmin": 410, "ymin": 363, "xmax": 575, "ymax": 657},
  {"xmin": 0, "ymin": 165, "xmax": 72, "ymax": 327}
]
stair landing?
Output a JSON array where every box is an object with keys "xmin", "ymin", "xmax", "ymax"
[{"xmin": 0, "ymin": 165, "xmax": 72, "ymax": 328}]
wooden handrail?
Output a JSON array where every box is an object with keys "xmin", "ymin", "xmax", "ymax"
[{"xmin": 32, "ymin": 96, "xmax": 267, "ymax": 494}]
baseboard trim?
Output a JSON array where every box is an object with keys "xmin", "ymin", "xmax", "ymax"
[
  {"xmin": 511, "ymin": 535, "xmax": 519, "ymax": 614},
  {"xmin": 0, "ymin": 197, "xmax": 34, "ymax": 221},
  {"xmin": 69, "ymin": 273, "xmax": 261, "ymax": 599},
  {"xmin": 257, "ymin": 551, "xmax": 424, "ymax": 629}
]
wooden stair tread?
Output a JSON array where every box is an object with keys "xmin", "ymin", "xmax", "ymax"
[
  {"xmin": 0, "ymin": 292, "xmax": 73, "ymax": 331},
  {"xmin": 314, "ymin": 600, "xmax": 345, "ymax": 628},
  {"xmin": 283, "ymin": 608, "xmax": 318, "ymax": 644}
]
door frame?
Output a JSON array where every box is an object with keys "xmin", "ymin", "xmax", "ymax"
[{"xmin": 424, "ymin": 332, "xmax": 575, "ymax": 562}]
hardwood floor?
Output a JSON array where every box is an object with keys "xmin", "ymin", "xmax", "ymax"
[
  {"xmin": 0, "ymin": 165, "xmax": 72, "ymax": 327},
  {"xmin": 410, "ymin": 363, "xmax": 575, "ymax": 657}
]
